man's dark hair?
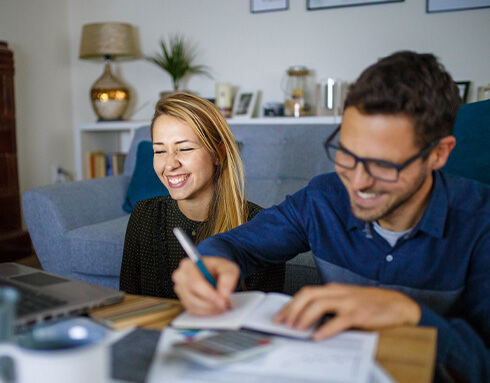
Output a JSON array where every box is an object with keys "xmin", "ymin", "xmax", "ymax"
[{"xmin": 344, "ymin": 51, "xmax": 462, "ymax": 148}]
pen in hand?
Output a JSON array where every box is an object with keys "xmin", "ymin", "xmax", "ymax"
[{"xmin": 173, "ymin": 227, "xmax": 217, "ymax": 288}]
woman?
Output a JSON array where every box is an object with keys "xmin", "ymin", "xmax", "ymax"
[{"xmin": 119, "ymin": 92, "xmax": 284, "ymax": 298}]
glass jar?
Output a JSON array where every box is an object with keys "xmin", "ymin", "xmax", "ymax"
[{"xmin": 282, "ymin": 66, "xmax": 313, "ymax": 117}]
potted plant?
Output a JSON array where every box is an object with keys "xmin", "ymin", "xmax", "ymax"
[{"xmin": 146, "ymin": 34, "xmax": 212, "ymax": 94}]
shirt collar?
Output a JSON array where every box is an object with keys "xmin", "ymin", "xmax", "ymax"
[{"xmin": 345, "ymin": 171, "xmax": 449, "ymax": 238}]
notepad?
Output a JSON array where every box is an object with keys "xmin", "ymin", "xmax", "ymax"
[{"xmin": 171, "ymin": 291, "xmax": 315, "ymax": 339}]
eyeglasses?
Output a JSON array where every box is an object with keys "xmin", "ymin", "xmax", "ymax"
[{"xmin": 324, "ymin": 125, "xmax": 441, "ymax": 182}]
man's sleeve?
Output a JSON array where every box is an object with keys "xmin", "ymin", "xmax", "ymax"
[
  {"xmin": 197, "ymin": 192, "xmax": 311, "ymax": 277},
  {"xmin": 419, "ymin": 306, "xmax": 489, "ymax": 382},
  {"xmin": 419, "ymin": 232, "xmax": 490, "ymax": 382}
]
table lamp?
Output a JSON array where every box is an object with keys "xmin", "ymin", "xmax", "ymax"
[{"xmin": 79, "ymin": 22, "xmax": 138, "ymax": 121}]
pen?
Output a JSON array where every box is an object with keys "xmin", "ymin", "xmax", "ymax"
[{"xmin": 173, "ymin": 227, "xmax": 217, "ymax": 288}]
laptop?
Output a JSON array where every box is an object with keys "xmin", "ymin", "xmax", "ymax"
[{"xmin": 0, "ymin": 262, "xmax": 124, "ymax": 330}]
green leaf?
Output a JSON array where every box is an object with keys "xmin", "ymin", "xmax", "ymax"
[{"xmin": 145, "ymin": 34, "xmax": 213, "ymax": 91}]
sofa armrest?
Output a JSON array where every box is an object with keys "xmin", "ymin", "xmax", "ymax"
[
  {"xmin": 23, "ymin": 175, "xmax": 130, "ymax": 231},
  {"xmin": 22, "ymin": 175, "xmax": 130, "ymax": 272}
]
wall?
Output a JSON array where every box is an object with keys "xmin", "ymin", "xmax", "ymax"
[
  {"xmin": 0, "ymin": 0, "xmax": 72, "ymax": 210},
  {"xmin": 70, "ymin": 0, "xmax": 490, "ymax": 123},
  {"xmin": 1, "ymin": 0, "xmax": 490, "ymax": 199}
]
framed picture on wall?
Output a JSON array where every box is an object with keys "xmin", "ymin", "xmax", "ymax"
[
  {"xmin": 455, "ymin": 81, "xmax": 471, "ymax": 103},
  {"xmin": 427, "ymin": 0, "xmax": 490, "ymax": 13},
  {"xmin": 232, "ymin": 90, "xmax": 259, "ymax": 119},
  {"xmin": 251, "ymin": 0, "xmax": 289, "ymax": 13},
  {"xmin": 307, "ymin": 0, "xmax": 403, "ymax": 11}
]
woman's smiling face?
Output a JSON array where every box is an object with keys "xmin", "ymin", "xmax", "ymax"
[{"xmin": 152, "ymin": 115, "xmax": 218, "ymax": 212}]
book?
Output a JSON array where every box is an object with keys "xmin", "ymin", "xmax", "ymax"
[
  {"xmin": 89, "ymin": 294, "xmax": 183, "ymax": 330},
  {"xmin": 85, "ymin": 151, "xmax": 126, "ymax": 178},
  {"xmin": 86, "ymin": 151, "xmax": 107, "ymax": 178},
  {"xmin": 171, "ymin": 291, "xmax": 315, "ymax": 339},
  {"xmin": 110, "ymin": 152, "xmax": 126, "ymax": 176}
]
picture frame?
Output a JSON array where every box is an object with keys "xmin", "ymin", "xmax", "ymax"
[
  {"xmin": 455, "ymin": 81, "xmax": 471, "ymax": 103},
  {"xmin": 232, "ymin": 90, "xmax": 259, "ymax": 119},
  {"xmin": 427, "ymin": 0, "xmax": 490, "ymax": 13},
  {"xmin": 307, "ymin": 0, "xmax": 403, "ymax": 11},
  {"xmin": 251, "ymin": 0, "xmax": 289, "ymax": 13}
]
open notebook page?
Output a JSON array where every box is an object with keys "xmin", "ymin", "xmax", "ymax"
[
  {"xmin": 171, "ymin": 291, "xmax": 266, "ymax": 330},
  {"xmin": 171, "ymin": 292, "xmax": 315, "ymax": 339}
]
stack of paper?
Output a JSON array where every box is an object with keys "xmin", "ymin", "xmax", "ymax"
[{"xmin": 147, "ymin": 327, "xmax": 382, "ymax": 383}]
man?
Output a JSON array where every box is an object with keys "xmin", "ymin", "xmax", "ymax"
[{"xmin": 173, "ymin": 51, "xmax": 489, "ymax": 382}]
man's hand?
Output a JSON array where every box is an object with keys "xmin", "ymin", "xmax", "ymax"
[
  {"xmin": 274, "ymin": 283, "xmax": 421, "ymax": 341},
  {"xmin": 172, "ymin": 256, "xmax": 240, "ymax": 316}
]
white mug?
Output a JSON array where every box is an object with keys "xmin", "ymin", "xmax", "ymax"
[{"xmin": 0, "ymin": 318, "xmax": 110, "ymax": 383}]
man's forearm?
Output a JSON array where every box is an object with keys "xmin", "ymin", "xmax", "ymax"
[{"xmin": 419, "ymin": 305, "xmax": 490, "ymax": 382}]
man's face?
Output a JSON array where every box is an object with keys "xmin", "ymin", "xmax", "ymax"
[{"xmin": 336, "ymin": 107, "xmax": 435, "ymax": 231}]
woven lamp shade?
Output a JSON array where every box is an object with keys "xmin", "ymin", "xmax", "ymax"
[{"xmin": 79, "ymin": 22, "xmax": 137, "ymax": 60}]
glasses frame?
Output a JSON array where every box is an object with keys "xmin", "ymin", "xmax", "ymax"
[{"xmin": 324, "ymin": 125, "xmax": 441, "ymax": 183}]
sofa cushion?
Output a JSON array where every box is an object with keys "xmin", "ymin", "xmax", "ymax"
[
  {"xmin": 284, "ymin": 252, "xmax": 321, "ymax": 295},
  {"xmin": 122, "ymin": 141, "xmax": 169, "ymax": 213},
  {"xmin": 66, "ymin": 215, "xmax": 130, "ymax": 277}
]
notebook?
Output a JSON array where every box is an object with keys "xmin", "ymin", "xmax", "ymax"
[
  {"xmin": 171, "ymin": 291, "xmax": 317, "ymax": 339},
  {"xmin": 0, "ymin": 262, "xmax": 124, "ymax": 330}
]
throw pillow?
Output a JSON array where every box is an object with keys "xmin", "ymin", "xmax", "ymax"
[
  {"xmin": 443, "ymin": 99, "xmax": 490, "ymax": 185},
  {"xmin": 122, "ymin": 141, "xmax": 169, "ymax": 213}
]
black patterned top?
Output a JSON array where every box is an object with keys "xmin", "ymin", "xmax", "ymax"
[{"xmin": 119, "ymin": 196, "xmax": 285, "ymax": 298}]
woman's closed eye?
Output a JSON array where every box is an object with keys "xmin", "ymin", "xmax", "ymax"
[{"xmin": 154, "ymin": 147, "xmax": 197, "ymax": 156}]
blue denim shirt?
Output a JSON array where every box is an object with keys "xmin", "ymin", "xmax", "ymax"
[{"xmin": 198, "ymin": 171, "xmax": 490, "ymax": 381}]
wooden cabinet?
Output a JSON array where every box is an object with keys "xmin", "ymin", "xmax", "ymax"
[{"xmin": 0, "ymin": 41, "xmax": 31, "ymax": 261}]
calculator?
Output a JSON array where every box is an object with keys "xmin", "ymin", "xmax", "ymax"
[{"xmin": 172, "ymin": 330, "xmax": 275, "ymax": 367}]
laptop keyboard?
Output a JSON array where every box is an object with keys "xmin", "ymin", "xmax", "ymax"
[{"xmin": 1, "ymin": 283, "xmax": 67, "ymax": 317}]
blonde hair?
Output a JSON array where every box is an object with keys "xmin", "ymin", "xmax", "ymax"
[{"xmin": 151, "ymin": 92, "xmax": 248, "ymax": 242}]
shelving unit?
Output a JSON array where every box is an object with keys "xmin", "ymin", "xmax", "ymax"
[{"xmin": 74, "ymin": 116, "xmax": 341, "ymax": 180}]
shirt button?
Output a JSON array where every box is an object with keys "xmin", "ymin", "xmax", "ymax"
[
  {"xmin": 191, "ymin": 230, "xmax": 196, "ymax": 236},
  {"xmin": 386, "ymin": 255, "xmax": 393, "ymax": 262}
]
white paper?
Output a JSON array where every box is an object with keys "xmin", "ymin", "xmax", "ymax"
[
  {"xmin": 146, "ymin": 327, "xmax": 378, "ymax": 383},
  {"xmin": 370, "ymin": 362, "xmax": 395, "ymax": 383},
  {"xmin": 171, "ymin": 292, "xmax": 314, "ymax": 339},
  {"xmin": 243, "ymin": 293, "xmax": 316, "ymax": 338},
  {"xmin": 171, "ymin": 291, "xmax": 265, "ymax": 330}
]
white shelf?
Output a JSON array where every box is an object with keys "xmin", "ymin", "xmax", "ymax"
[
  {"xmin": 74, "ymin": 121, "xmax": 150, "ymax": 180},
  {"xmin": 228, "ymin": 116, "xmax": 341, "ymax": 125},
  {"xmin": 77, "ymin": 120, "xmax": 149, "ymax": 131},
  {"xmin": 78, "ymin": 116, "xmax": 341, "ymax": 130}
]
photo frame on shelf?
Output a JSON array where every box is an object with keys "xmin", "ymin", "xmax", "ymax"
[
  {"xmin": 232, "ymin": 90, "xmax": 259, "ymax": 119},
  {"xmin": 426, "ymin": 0, "xmax": 490, "ymax": 13},
  {"xmin": 455, "ymin": 81, "xmax": 471, "ymax": 103},
  {"xmin": 307, "ymin": 0, "xmax": 403, "ymax": 11},
  {"xmin": 251, "ymin": 0, "xmax": 289, "ymax": 13}
]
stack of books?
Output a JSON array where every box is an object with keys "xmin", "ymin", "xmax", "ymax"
[
  {"xmin": 86, "ymin": 151, "xmax": 126, "ymax": 178},
  {"xmin": 89, "ymin": 294, "xmax": 183, "ymax": 330}
]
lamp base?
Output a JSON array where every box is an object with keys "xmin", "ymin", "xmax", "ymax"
[{"xmin": 90, "ymin": 61, "xmax": 130, "ymax": 121}]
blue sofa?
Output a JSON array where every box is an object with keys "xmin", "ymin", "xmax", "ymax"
[{"xmin": 23, "ymin": 122, "xmax": 338, "ymax": 292}]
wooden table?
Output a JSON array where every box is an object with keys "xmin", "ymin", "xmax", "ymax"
[{"xmin": 90, "ymin": 295, "xmax": 437, "ymax": 383}]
